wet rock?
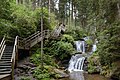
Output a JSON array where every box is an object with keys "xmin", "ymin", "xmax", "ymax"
[
  {"xmin": 24, "ymin": 62, "xmax": 36, "ymax": 67},
  {"xmin": 17, "ymin": 65, "xmax": 31, "ymax": 71},
  {"xmin": 54, "ymin": 69, "xmax": 69, "ymax": 78}
]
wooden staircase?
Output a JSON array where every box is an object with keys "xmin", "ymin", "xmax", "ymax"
[
  {"xmin": 0, "ymin": 37, "xmax": 13, "ymax": 80},
  {"xmin": 0, "ymin": 23, "xmax": 66, "ymax": 80}
]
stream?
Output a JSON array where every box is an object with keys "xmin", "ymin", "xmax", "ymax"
[
  {"xmin": 66, "ymin": 39, "xmax": 111, "ymax": 80},
  {"xmin": 62, "ymin": 72, "xmax": 110, "ymax": 80}
]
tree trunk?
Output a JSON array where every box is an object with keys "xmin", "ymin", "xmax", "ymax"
[
  {"xmin": 16, "ymin": 0, "xmax": 18, "ymax": 4},
  {"xmin": 48, "ymin": 0, "xmax": 51, "ymax": 23},
  {"xmin": 41, "ymin": 0, "xmax": 44, "ymax": 70}
]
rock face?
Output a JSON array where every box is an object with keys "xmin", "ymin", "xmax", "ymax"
[
  {"xmin": 14, "ymin": 57, "xmax": 37, "ymax": 80},
  {"xmin": 54, "ymin": 69, "xmax": 69, "ymax": 78}
]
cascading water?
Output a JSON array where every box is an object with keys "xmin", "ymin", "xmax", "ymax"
[
  {"xmin": 75, "ymin": 41, "xmax": 85, "ymax": 53},
  {"xmin": 68, "ymin": 39, "xmax": 98, "ymax": 80},
  {"xmin": 68, "ymin": 41, "xmax": 86, "ymax": 73},
  {"xmin": 90, "ymin": 40, "xmax": 98, "ymax": 54},
  {"xmin": 68, "ymin": 55, "xmax": 85, "ymax": 72},
  {"xmin": 92, "ymin": 44, "xmax": 97, "ymax": 52}
]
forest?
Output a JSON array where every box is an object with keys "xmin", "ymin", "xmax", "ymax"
[{"xmin": 0, "ymin": 0, "xmax": 120, "ymax": 80}]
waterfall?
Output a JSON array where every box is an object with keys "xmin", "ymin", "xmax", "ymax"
[
  {"xmin": 92, "ymin": 44, "xmax": 97, "ymax": 52},
  {"xmin": 75, "ymin": 41, "xmax": 85, "ymax": 53},
  {"xmin": 90, "ymin": 40, "xmax": 97, "ymax": 54},
  {"xmin": 68, "ymin": 54, "xmax": 85, "ymax": 73},
  {"xmin": 68, "ymin": 40, "xmax": 86, "ymax": 72}
]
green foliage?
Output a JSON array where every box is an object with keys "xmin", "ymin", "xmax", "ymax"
[
  {"xmin": 88, "ymin": 52, "xmax": 101, "ymax": 73},
  {"xmin": 44, "ymin": 34, "xmax": 75, "ymax": 61},
  {"xmin": 0, "ymin": 19, "xmax": 19, "ymax": 38},
  {"xmin": 20, "ymin": 76, "xmax": 31, "ymax": 80},
  {"xmin": 0, "ymin": 2, "xmax": 57, "ymax": 38},
  {"xmin": 65, "ymin": 28, "xmax": 87, "ymax": 40},
  {"xmin": 0, "ymin": 0, "xmax": 11, "ymax": 19},
  {"xmin": 86, "ymin": 39, "xmax": 93, "ymax": 46},
  {"xmin": 11, "ymin": 4, "xmax": 38, "ymax": 37},
  {"xmin": 30, "ymin": 49, "xmax": 58, "ymax": 67},
  {"xmin": 33, "ymin": 8, "xmax": 56, "ymax": 30},
  {"xmin": 97, "ymin": 23, "xmax": 120, "ymax": 66},
  {"xmin": 61, "ymin": 34, "xmax": 74, "ymax": 44},
  {"xmin": 33, "ymin": 65, "xmax": 60, "ymax": 80},
  {"xmin": 53, "ymin": 41, "xmax": 74, "ymax": 60}
]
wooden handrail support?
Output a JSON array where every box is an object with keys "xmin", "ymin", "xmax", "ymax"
[
  {"xmin": 23, "ymin": 31, "xmax": 40, "ymax": 41},
  {"xmin": 23, "ymin": 30, "xmax": 51, "ymax": 48},
  {"xmin": 0, "ymin": 36, "xmax": 6, "ymax": 59},
  {"xmin": 18, "ymin": 30, "xmax": 52, "ymax": 49},
  {"xmin": 11, "ymin": 36, "xmax": 18, "ymax": 80}
]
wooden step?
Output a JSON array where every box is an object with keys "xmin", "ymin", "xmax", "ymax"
[
  {"xmin": 0, "ymin": 63, "xmax": 11, "ymax": 66},
  {"xmin": 3, "ymin": 52, "xmax": 12, "ymax": 54},
  {"xmin": 0, "ymin": 59, "xmax": 11, "ymax": 61},
  {"xmin": 0, "ymin": 68, "xmax": 11, "ymax": 72},
  {"xmin": 0, "ymin": 74, "xmax": 11, "ymax": 80},
  {"xmin": 0, "ymin": 66, "xmax": 11, "ymax": 69},
  {"xmin": 2, "ymin": 55, "xmax": 12, "ymax": 57},
  {"xmin": 0, "ymin": 71, "xmax": 11, "ymax": 74},
  {"xmin": 1, "ymin": 57, "xmax": 11, "ymax": 59},
  {"xmin": 0, "ymin": 61, "xmax": 11, "ymax": 64}
]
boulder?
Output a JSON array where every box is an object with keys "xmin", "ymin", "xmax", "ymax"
[{"xmin": 54, "ymin": 69, "xmax": 69, "ymax": 78}]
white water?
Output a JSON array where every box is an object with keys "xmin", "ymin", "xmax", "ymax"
[
  {"xmin": 68, "ymin": 54, "xmax": 85, "ymax": 73},
  {"xmin": 92, "ymin": 44, "xmax": 97, "ymax": 52},
  {"xmin": 68, "ymin": 39, "xmax": 98, "ymax": 80},
  {"xmin": 75, "ymin": 41, "xmax": 85, "ymax": 53},
  {"xmin": 68, "ymin": 41, "xmax": 86, "ymax": 73}
]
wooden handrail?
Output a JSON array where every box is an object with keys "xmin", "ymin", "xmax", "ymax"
[
  {"xmin": 11, "ymin": 36, "xmax": 18, "ymax": 80},
  {"xmin": 18, "ymin": 30, "xmax": 52, "ymax": 49},
  {"xmin": 23, "ymin": 31, "xmax": 40, "ymax": 41},
  {"xmin": 0, "ymin": 36, "xmax": 5, "ymax": 48},
  {"xmin": 0, "ymin": 36, "xmax": 6, "ymax": 59},
  {"xmin": 11, "ymin": 36, "xmax": 18, "ymax": 62},
  {"xmin": 23, "ymin": 30, "xmax": 51, "ymax": 47}
]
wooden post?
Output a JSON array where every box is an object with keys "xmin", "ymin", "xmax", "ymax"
[
  {"xmin": 41, "ymin": 0, "xmax": 44, "ymax": 69},
  {"xmin": 11, "ymin": 59, "xmax": 14, "ymax": 80}
]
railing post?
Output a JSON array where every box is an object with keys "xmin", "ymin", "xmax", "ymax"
[{"xmin": 11, "ymin": 60, "xmax": 14, "ymax": 80}]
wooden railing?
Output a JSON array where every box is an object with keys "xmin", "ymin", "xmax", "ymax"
[
  {"xmin": 18, "ymin": 30, "xmax": 51, "ymax": 49},
  {"xmin": 11, "ymin": 36, "xmax": 18, "ymax": 79},
  {"xmin": 0, "ymin": 36, "xmax": 6, "ymax": 59}
]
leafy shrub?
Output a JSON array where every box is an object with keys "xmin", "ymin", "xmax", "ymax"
[
  {"xmin": 33, "ymin": 65, "xmax": 60, "ymax": 80},
  {"xmin": 53, "ymin": 41, "xmax": 75, "ymax": 60},
  {"xmin": 0, "ymin": 19, "xmax": 19, "ymax": 38},
  {"xmin": 88, "ymin": 52, "xmax": 101, "ymax": 73},
  {"xmin": 65, "ymin": 28, "xmax": 87, "ymax": 40},
  {"xmin": 86, "ymin": 39, "xmax": 93, "ymax": 46},
  {"xmin": 0, "ymin": 0, "xmax": 11, "ymax": 19},
  {"xmin": 30, "ymin": 49, "xmax": 58, "ymax": 67},
  {"xmin": 61, "ymin": 34, "xmax": 74, "ymax": 44},
  {"xmin": 11, "ymin": 4, "xmax": 37, "ymax": 37}
]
